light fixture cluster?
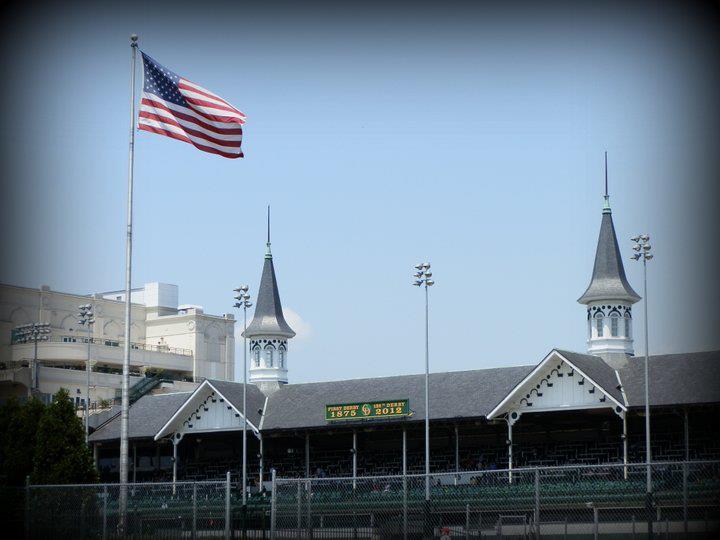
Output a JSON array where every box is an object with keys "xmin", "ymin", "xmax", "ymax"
[
  {"xmin": 412, "ymin": 262, "xmax": 435, "ymax": 287},
  {"xmin": 233, "ymin": 285, "xmax": 252, "ymax": 309},
  {"xmin": 78, "ymin": 304, "xmax": 95, "ymax": 328},
  {"xmin": 631, "ymin": 234, "xmax": 653, "ymax": 262},
  {"xmin": 13, "ymin": 322, "xmax": 51, "ymax": 344}
]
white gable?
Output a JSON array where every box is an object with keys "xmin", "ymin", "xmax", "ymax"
[
  {"xmin": 488, "ymin": 351, "xmax": 625, "ymax": 422},
  {"xmin": 154, "ymin": 380, "xmax": 259, "ymax": 440}
]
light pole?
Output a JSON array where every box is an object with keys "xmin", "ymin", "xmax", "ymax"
[
  {"xmin": 413, "ymin": 262, "xmax": 434, "ymax": 501},
  {"xmin": 234, "ymin": 285, "xmax": 252, "ymax": 509},
  {"xmin": 631, "ymin": 233, "xmax": 653, "ymax": 537},
  {"xmin": 78, "ymin": 304, "xmax": 95, "ymax": 444},
  {"xmin": 13, "ymin": 322, "xmax": 51, "ymax": 396}
]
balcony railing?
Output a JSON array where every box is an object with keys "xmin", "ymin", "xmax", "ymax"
[{"xmin": 11, "ymin": 334, "xmax": 193, "ymax": 356}]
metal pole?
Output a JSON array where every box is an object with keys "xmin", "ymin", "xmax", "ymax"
[
  {"xmin": 305, "ymin": 433, "xmax": 310, "ymax": 478},
  {"xmin": 119, "ymin": 33, "xmax": 138, "ymax": 533},
  {"xmin": 623, "ymin": 414, "xmax": 628, "ymax": 480},
  {"xmin": 593, "ymin": 507, "xmax": 599, "ymax": 540},
  {"xmin": 454, "ymin": 425, "xmax": 459, "ymax": 476},
  {"xmin": 225, "ymin": 470, "xmax": 232, "ymax": 540},
  {"xmin": 192, "ymin": 482, "xmax": 198, "ymax": 540},
  {"xmin": 102, "ymin": 484, "xmax": 108, "ymax": 540},
  {"xmin": 352, "ymin": 430, "xmax": 357, "ymax": 490},
  {"xmin": 172, "ymin": 438, "xmax": 178, "ymax": 495},
  {"xmin": 33, "ymin": 334, "xmax": 38, "ymax": 394},
  {"xmin": 684, "ymin": 408, "xmax": 689, "ymax": 461},
  {"xmin": 682, "ymin": 461, "xmax": 688, "ymax": 537},
  {"xmin": 270, "ymin": 469, "xmax": 277, "ymax": 540},
  {"xmin": 424, "ymin": 283, "xmax": 430, "ymax": 501},
  {"xmin": 508, "ymin": 419, "xmax": 513, "ymax": 484},
  {"xmin": 296, "ymin": 481, "xmax": 302, "ymax": 536},
  {"xmin": 643, "ymin": 257, "xmax": 652, "ymax": 538},
  {"xmin": 85, "ymin": 316, "xmax": 92, "ymax": 444},
  {"xmin": 402, "ymin": 427, "xmax": 407, "ymax": 540},
  {"xmin": 259, "ymin": 434, "xmax": 264, "ymax": 489},
  {"xmin": 243, "ymin": 305, "xmax": 248, "ymax": 507},
  {"xmin": 25, "ymin": 476, "xmax": 30, "ymax": 540},
  {"xmin": 534, "ymin": 468, "xmax": 540, "ymax": 540}
]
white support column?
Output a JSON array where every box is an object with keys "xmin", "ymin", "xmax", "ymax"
[
  {"xmin": 402, "ymin": 428, "xmax": 407, "ymax": 476},
  {"xmin": 259, "ymin": 434, "xmax": 264, "ymax": 489},
  {"xmin": 305, "ymin": 432, "xmax": 310, "ymax": 478},
  {"xmin": 93, "ymin": 443, "xmax": 99, "ymax": 469},
  {"xmin": 454, "ymin": 425, "xmax": 460, "ymax": 472},
  {"xmin": 507, "ymin": 418, "xmax": 513, "ymax": 484},
  {"xmin": 684, "ymin": 408, "xmax": 689, "ymax": 462},
  {"xmin": 132, "ymin": 444, "xmax": 137, "ymax": 484},
  {"xmin": 352, "ymin": 430, "xmax": 357, "ymax": 489},
  {"xmin": 623, "ymin": 413, "xmax": 628, "ymax": 480},
  {"xmin": 172, "ymin": 437, "xmax": 179, "ymax": 495}
]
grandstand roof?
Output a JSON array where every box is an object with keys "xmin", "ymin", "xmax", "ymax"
[
  {"xmin": 88, "ymin": 350, "xmax": 720, "ymax": 442},
  {"xmin": 618, "ymin": 350, "xmax": 720, "ymax": 407},
  {"xmin": 260, "ymin": 365, "xmax": 535, "ymax": 430},
  {"xmin": 577, "ymin": 208, "xmax": 640, "ymax": 304},
  {"xmin": 89, "ymin": 392, "xmax": 191, "ymax": 442}
]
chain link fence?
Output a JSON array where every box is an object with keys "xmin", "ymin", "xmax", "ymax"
[
  {"xmin": 20, "ymin": 461, "xmax": 720, "ymax": 538},
  {"xmin": 26, "ymin": 476, "xmax": 271, "ymax": 538},
  {"xmin": 271, "ymin": 461, "xmax": 720, "ymax": 538}
]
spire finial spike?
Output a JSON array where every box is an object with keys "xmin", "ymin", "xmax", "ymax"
[
  {"xmin": 603, "ymin": 151, "xmax": 611, "ymax": 213},
  {"xmin": 265, "ymin": 205, "xmax": 272, "ymax": 258}
]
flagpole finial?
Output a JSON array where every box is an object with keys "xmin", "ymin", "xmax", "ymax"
[
  {"xmin": 603, "ymin": 151, "xmax": 611, "ymax": 214},
  {"xmin": 265, "ymin": 205, "xmax": 272, "ymax": 258},
  {"xmin": 130, "ymin": 34, "xmax": 138, "ymax": 47}
]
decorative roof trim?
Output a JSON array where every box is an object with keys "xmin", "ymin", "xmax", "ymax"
[
  {"xmin": 154, "ymin": 380, "xmax": 259, "ymax": 441},
  {"xmin": 486, "ymin": 349, "xmax": 626, "ymax": 419}
]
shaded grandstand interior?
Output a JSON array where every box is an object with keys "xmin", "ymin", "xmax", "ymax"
[{"xmin": 96, "ymin": 405, "xmax": 720, "ymax": 483}]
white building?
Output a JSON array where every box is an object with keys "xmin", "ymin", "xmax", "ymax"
[{"xmin": 0, "ymin": 282, "xmax": 236, "ymax": 406}]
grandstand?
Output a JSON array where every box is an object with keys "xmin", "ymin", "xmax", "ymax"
[{"xmin": 89, "ymin": 192, "xmax": 720, "ymax": 489}]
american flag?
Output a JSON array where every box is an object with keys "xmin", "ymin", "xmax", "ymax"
[{"xmin": 139, "ymin": 52, "xmax": 245, "ymax": 159}]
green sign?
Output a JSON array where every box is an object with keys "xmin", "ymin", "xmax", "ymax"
[{"xmin": 325, "ymin": 399, "xmax": 410, "ymax": 421}]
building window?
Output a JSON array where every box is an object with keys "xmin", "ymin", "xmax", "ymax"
[
  {"xmin": 624, "ymin": 314, "xmax": 631, "ymax": 338},
  {"xmin": 265, "ymin": 348, "xmax": 273, "ymax": 367},
  {"xmin": 610, "ymin": 313, "xmax": 620, "ymax": 337},
  {"xmin": 594, "ymin": 312, "xmax": 604, "ymax": 337},
  {"xmin": 279, "ymin": 349, "xmax": 285, "ymax": 368},
  {"xmin": 254, "ymin": 349, "xmax": 260, "ymax": 367}
]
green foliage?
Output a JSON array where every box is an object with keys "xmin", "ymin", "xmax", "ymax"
[
  {"xmin": 0, "ymin": 397, "xmax": 45, "ymax": 486},
  {"xmin": 31, "ymin": 389, "xmax": 98, "ymax": 485}
]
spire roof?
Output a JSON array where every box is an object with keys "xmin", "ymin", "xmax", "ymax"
[
  {"xmin": 578, "ymin": 205, "xmax": 640, "ymax": 304},
  {"xmin": 242, "ymin": 237, "xmax": 296, "ymax": 339}
]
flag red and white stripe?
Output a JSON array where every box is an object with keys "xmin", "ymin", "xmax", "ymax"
[{"xmin": 138, "ymin": 52, "xmax": 245, "ymax": 158}]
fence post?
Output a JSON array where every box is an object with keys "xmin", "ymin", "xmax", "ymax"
[
  {"xmin": 296, "ymin": 481, "xmax": 302, "ymax": 539},
  {"xmin": 225, "ymin": 471, "xmax": 231, "ymax": 540},
  {"xmin": 534, "ymin": 468, "xmax": 540, "ymax": 540},
  {"xmin": 306, "ymin": 477, "xmax": 313, "ymax": 539},
  {"xmin": 270, "ymin": 469, "xmax": 277, "ymax": 540},
  {"xmin": 593, "ymin": 507, "xmax": 599, "ymax": 540},
  {"xmin": 403, "ymin": 474, "xmax": 408, "ymax": 540},
  {"xmin": 465, "ymin": 504, "xmax": 470, "ymax": 540},
  {"xmin": 24, "ymin": 476, "xmax": 30, "ymax": 540},
  {"xmin": 102, "ymin": 485, "xmax": 108, "ymax": 540},
  {"xmin": 682, "ymin": 462, "xmax": 688, "ymax": 537},
  {"xmin": 192, "ymin": 482, "xmax": 197, "ymax": 540}
]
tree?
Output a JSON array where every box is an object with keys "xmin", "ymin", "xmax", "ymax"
[
  {"xmin": 31, "ymin": 389, "xmax": 97, "ymax": 484},
  {"xmin": 0, "ymin": 397, "xmax": 45, "ymax": 486}
]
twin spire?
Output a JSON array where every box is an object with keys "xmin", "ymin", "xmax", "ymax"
[
  {"xmin": 243, "ymin": 206, "xmax": 296, "ymax": 339},
  {"xmin": 578, "ymin": 153, "xmax": 640, "ymax": 305}
]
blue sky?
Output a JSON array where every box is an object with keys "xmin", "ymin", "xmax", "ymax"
[{"xmin": 1, "ymin": 1, "xmax": 718, "ymax": 382}]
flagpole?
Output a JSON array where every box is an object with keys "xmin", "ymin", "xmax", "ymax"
[{"xmin": 119, "ymin": 33, "xmax": 138, "ymax": 533}]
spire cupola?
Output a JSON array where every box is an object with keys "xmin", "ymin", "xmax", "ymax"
[
  {"xmin": 578, "ymin": 154, "xmax": 640, "ymax": 365},
  {"xmin": 243, "ymin": 208, "xmax": 295, "ymax": 394}
]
